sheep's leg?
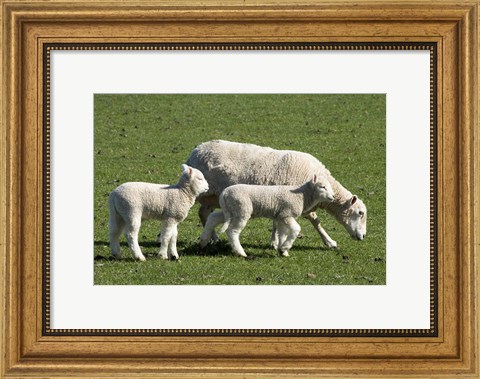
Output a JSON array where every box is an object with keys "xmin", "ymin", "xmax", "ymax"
[
  {"xmin": 167, "ymin": 223, "xmax": 179, "ymax": 260},
  {"xmin": 125, "ymin": 217, "xmax": 146, "ymax": 261},
  {"xmin": 305, "ymin": 212, "xmax": 337, "ymax": 248},
  {"xmin": 226, "ymin": 218, "xmax": 248, "ymax": 258},
  {"xmin": 278, "ymin": 218, "xmax": 301, "ymax": 257},
  {"xmin": 199, "ymin": 210, "xmax": 225, "ymax": 247},
  {"xmin": 270, "ymin": 220, "xmax": 280, "ymax": 250},
  {"xmin": 109, "ymin": 211, "xmax": 125, "ymax": 259},
  {"xmin": 158, "ymin": 221, "xmax": 175, "ymax": 260},
  {"xmin": 198, "ymin": 202, "xmax": 218, "ymax": 242}
]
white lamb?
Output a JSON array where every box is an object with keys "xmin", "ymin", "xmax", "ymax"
[
  {"xmin": 186, "ymin": 140, "xmax": 367, "ymax": 248},
  {"xmin": 109, "ymin": 164, "xmax": 209, "ymax": 261},
  {"xmin": 199, "ymin": 175, "xmax": 334, "ymax": 257}
]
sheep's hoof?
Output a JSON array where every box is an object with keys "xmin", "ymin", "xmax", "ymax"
[
  {"xmin": 279, "ymin": 250, "xmax": 290, "ymax": 257},
  {"xmin": 323, "ymin": 240, "xmax": 337, "ymax": 249},
  {"xmin": 198, "ymin": 238, "xmax": 209, "ymax": 248},
  {"xmin": 136, "ymin": 255, "xmax": 147, "ymax": 262},
  {"xmin": 169, "ymin": 254, "xmax": 179, "ymax": 261},
  {"xmin": 158, "ymin": 254, "xmax": 169, "ymax": 260}
]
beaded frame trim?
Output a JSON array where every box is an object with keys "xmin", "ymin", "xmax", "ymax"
[{"xmin": 43, "ymin": 42, "xmax": 437, "ymax": 337}]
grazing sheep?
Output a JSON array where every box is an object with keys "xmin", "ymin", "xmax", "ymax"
[
  {"xmin": 186, "ymin": 140, "xmax": 367, "ymax": 248},
  {"xmin": 199, "ymin": 175, "xmax": 334, "ymax": 257},
  {"xmin": 109, "ymin": 164, "xmax": 209, "ymax": 261}
]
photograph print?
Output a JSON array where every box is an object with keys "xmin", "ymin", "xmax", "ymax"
[{"xmin": 94, "ymin": 94, "xmax": 386, "ymax": 285}]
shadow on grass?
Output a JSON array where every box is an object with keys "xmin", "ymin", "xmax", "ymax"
[
  {"xmin": 179, "ymin": 240, "xmax": 231, "ymax": 257},
  {"xmin": 94, "ymin": 240, "xmax": 161, "ymax": 262},
  {"xmin": 94, "ymin": 238, "xmax": 335, "ymax": 262},
  {"xmin": 94, "ymin": 240, "xmax": 161, "ymax": 248},
  {"xmin": 181, "ymin": 240, "xmax": 333, "ymax": 259}
]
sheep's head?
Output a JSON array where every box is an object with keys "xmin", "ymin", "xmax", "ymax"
[
  {"xmin": 338, "ymin": 195, "xmax": 367, "ymax": 241},
  {"xmin": 311, "ymin": 174, "xmax": 334, "ymax": 203},
  {"xmin": 181, "ymin": 164, "xmax": 209, "ymax": 196}
]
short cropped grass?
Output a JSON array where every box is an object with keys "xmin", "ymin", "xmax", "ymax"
[{"xmin": 94, "ymin": 94, "xmax": 386, "ymax": 285}]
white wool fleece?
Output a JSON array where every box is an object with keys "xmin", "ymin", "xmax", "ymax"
[{"xmin": 220, "ymin": 179, "xmax": 334, "ymax": 230}]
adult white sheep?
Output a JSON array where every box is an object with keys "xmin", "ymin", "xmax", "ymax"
[
  {"xmin": 109, "ymin": 164, "xmax": 209, "ymax": 261},
  {"xmin": 186, "ymin": 140, "xmax": 367, "ymax": 248},
  {"xmin": 199, "ymin": 175, "xmax": 334, "ymax": 257}
]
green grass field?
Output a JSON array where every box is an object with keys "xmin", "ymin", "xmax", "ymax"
[{"xmin": 94, "ymin": 94, "xmax": 386, "ymax": 285}]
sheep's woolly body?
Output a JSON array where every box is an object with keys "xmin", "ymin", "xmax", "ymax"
[
  {"xmin": 188, "ymin": 140, "xmax": 367, "ymax": 248},
  {"xmin": 187, "ymin": 140, "xmax": 334, "ymax": 194},
  {"xmin": 109, "ymin": 165, "xmax": 209, "ymax": 261}
]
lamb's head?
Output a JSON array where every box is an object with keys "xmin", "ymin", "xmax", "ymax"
[
  {"xmin": 335, "ymin": 195, "xmax": 367, "ymax": 241},
  {"xmin": 181, "ymin": 164, "xmax": 209, "ymax": 196},
  {"xmin": 310, "ymin": 174, "xmax": 334, "ymax": 203}
]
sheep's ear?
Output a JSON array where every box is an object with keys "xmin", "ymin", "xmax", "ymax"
[
  {"xmin": 350, "ymin": 195, "xmax": 358, "ymax": 205},
  {"xmin": 312, "ymin": 174, "xmax": 317, "ymax": 183},
  {"xmin": 181, "ymin": 164, "xmax": 189, "ymax": 174},
  {"xmin": 188, "ymin": 167, "xmax": 193, "ymax": 176}
]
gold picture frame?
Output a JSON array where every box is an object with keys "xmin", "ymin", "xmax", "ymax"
[{"xmin": 1, "ymin": 0, "xmax": 478, "ymax": 377}]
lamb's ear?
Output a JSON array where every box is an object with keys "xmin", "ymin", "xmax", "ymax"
[
  {"xmin": 312, "ymin": 174, "xmax": 318, "ymax": 183},
  {"xmin": 350, "ymin": 195, "xmax": 358, "ymax": 205}
]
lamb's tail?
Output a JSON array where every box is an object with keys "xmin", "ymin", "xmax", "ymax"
[
  {"xmin": 108, "ymin": 193, "xmax": 116, "ymax": 222},
  {"xmin": 108, "ymin": 193, "xmax": 120, "ymax": 231},
  {"xmin": 218, "ymin": 193, "xmax": 230, "ymax": 233},
  {"xmin": 219, "ymin": 216, "xmax": 230, "ymax": 234}
]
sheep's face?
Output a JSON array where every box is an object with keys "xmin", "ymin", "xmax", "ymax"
[
  {"xmin": 182, "ymin": 164, "xmax": 209, "ymax": 196},
  {"xmin": 340, "ymin": 196, "xmax": 367, "ymax": 241},
  {"xmin": 311, "ymin": 175, "xmax": 334, "ymax": 203}
]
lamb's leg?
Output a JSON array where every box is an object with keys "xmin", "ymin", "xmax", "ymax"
[
  {"xmin": 278, "ymin": 217, "xmax": 301, "ymax": 257},
  {"xmin": 226, "ymin": 218, "xmax": 248, "ymax": 258},
  {"xmin": 198, "ymin": 199, "xmax": 218, "ymax": 242},
  {"xmin": 199, "ymin": 210, "xmax": 225, "ymax": 247},
  {"xmin": 167, "ymin": 223, "xmax": 179, "ymax": 260},
  {"xmin": 158, "ymin": 220, "xmax": 175, "ymax": 260},
  {"xmin": 270, "ymin": 220, "xmax": 279, "ymax": 250},
  {"xmin": 276, "ymin": 221, "xmax": 289, "ymax": 252},
  {"xmin": 109, "ymin": 211, "xmax": 125, "ymax": 259},
  {"xmin": 276, "ymin": 222, "xmax": 289, "ymax": 256},
  {"xmin": 125, "ymin": 216, "xmax": 146, "ymax": 261},
  {"xmin": 305, "ymin": 212, "xmax": 337, "ymax": 248}
]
